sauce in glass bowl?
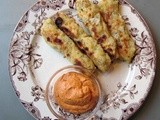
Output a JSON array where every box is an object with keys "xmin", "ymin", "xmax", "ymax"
[
  {"xmin": 45, "ymin": 65, "xmax": 102, "ymax": 120},
  {"xmin": 54, "ymin": 72, "xmax": 99, "ymax": 114}
]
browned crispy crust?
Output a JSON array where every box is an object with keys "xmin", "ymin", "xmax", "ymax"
[
  {"xmin": 41, "ymin": 19, "xmax": 95, "ymax": 70},
  {"xmin": 54, "ymin": 12, "xmax": 111, "ymax": 72}
]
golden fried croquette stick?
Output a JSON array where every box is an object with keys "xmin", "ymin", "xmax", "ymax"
[
  {"xmin": 54, "ymin": 12, "xmax": 111, "ymax": 71},
  {"xmin": 75, "ymin": 0, "xmax": 118, "ymax": 60},
  {"xmin": 41, "ymin": 19, "xmax": 95, "ymax": 70},
  {"xmin": 99, "ymin": 0, "xmax": 136, "ymax": 62}
]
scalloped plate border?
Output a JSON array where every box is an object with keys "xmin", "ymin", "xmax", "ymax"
[{"xmin": 8, "ymin": 0, "xmax": 156, "ymax": 120}]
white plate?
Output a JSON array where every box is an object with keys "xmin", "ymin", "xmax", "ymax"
[{"xmin": 9, "ymin": 0, "xmax": 156, "ymax": 119}]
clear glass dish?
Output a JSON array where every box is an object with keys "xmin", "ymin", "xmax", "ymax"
[{"xmin": 45, "ymin": 65, "xmax": 102, "ymax": 120}]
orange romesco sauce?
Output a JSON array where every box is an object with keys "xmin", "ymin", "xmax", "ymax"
[{"xmin": 54, "ymin": 72, "xmax": 99, "ymax": 114}]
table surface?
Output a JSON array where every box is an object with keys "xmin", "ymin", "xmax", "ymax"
[{"xmin": 0, "ymin": 0, "xmax": 160, "ymax": 120}]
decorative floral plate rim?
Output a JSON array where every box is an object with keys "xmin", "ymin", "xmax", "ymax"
[{"xmin": 8, "ymin": 0, "xmax": 156, "ymax": 120}]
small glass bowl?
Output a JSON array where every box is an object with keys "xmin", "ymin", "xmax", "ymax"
[{"xmin": 45, "ymin": 65, "xmax": 102, "ymax": 120}]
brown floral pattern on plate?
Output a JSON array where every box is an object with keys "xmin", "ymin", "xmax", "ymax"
[
  {"xmin": 8, "ymin": 0, "xmax": 156, "ymax": 119},
  {"xmin": 9, "ymin": 31, "xmax": 43, "ymax": 82}
]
